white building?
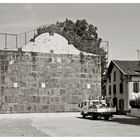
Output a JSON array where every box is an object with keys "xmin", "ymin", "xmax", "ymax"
[{"xmin": 106, "ymin": 60, "xmax": 140, "ymax": 113}]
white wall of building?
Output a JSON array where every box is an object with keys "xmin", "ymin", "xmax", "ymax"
[{"xmin": 106, "ymin": 65, "xmax": 129, "ymax": 111}]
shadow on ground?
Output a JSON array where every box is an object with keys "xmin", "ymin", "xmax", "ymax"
[
  {"xmin": 110, "ymin": 116, "xmax": 140, "ymax": 126},
  {"xmin": 76, "ymin": 115, "xmax": 140, "ymax": 126}
]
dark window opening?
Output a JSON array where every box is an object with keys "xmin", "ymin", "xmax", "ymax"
[
  {"xmin": 114, "ymin": 71, "xmax": 116, "ymax": 82},
  {"xmin": 133, "ymin": 82, "xmax": 139, "ymax": 93},
  {"xmin": 109, "ymin": 75, "xmax": 111, "ymax": 83},
  {"xmin": 119, "ymin": 99, "xmax": 124, "ymax": 110},
  {"xmin": 109, "ymin": 85, "xmax": 111, "ymax": 95},
  {"xmin": 113, "ymin": 97, "xmax": 117, "ymax": 108},
  {"xmin": 120, "ymin": 72, "xmax": 123, "ymax": 82},
  {"xmin": 120, "ymin": 83, "xmax": 123, "ymax": 94},
  {"xmin": 113, "ymin": 84, "xmax": 116, "ymax": 95}
]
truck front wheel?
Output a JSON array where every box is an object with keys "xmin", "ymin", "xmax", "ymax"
[
  {"xmin": 91, "ymin": 114, "xmax": 98, "ymax": 120},
  {"xmin": 104, "ymin": 115, "xmax": 110, "ymax": 120},
  {"xmin": 82, "ymin": 112, "xmax": 86, "ymax": 118}
]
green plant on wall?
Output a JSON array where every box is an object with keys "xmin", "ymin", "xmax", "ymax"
[
  {"xmin": 79, "ymin": 52, "xmax": 84, "ymax": 64},
  {"xmin": 32, "ymin": 19, "xmax": 107, "ymax": 76},
  {"xmin": 31, "ymin": 19, "xmax": 108, "ymax": 97},
  {"xmin": 31, "ymin": 52, "xmax": 37, "ymax": 62}
]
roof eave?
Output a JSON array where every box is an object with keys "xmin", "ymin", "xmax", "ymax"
[{"xmin": 112, "ymin": 60, "xmax": 128, "ymax": 75}]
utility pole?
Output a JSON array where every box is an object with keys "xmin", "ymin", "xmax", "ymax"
[
  {"xmin": 137, "ymin": 49, "xmax": 140, "ymax": 60},
  {"xmin": 101, "ymin": 41, "xmax": 109, "ymax": 63}
]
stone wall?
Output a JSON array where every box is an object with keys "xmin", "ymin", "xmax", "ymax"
[
  {"xmin": 127, "ymin": 108, "xmax": 140, "ymax": 117},
  {"xmin": 0, "ymin": 49, "xmax": 101, "ymax": 113}
]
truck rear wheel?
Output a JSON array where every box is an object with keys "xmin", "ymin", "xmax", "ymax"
[
  {"xmin": 91, "ymin": 114, "xmax": 98, "ymax": 120},
  {"xmin": 104, "ymin": 115, "xmax": 110, "ymax": 120}
]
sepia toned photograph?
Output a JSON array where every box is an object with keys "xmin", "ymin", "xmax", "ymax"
[{"xmin": 0, "ymin": 2, "xmax": 140, "ymax": 137}]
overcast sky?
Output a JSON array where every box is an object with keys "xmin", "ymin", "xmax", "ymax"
[{"xmin": 0, "ymin": 3, "xmax": 140, "ymax": 62}]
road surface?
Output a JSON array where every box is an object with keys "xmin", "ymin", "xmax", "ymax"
[{"xmin": 0, "ymin": 113, "xmax": 140, "ymax": 136}]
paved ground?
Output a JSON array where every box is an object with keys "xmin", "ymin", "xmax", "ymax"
[{"xmin": 0, "ymin": 112, "xmax": 140, "ymax": 136}]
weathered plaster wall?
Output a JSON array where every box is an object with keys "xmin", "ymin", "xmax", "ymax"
[{"xmin": 106, "ymin": 65, "xmax": 129, "ymax": 111}]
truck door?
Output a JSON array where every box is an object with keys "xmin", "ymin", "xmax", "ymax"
[{"xmin": 83, "ymin": 101, "xmax": 88, "ymax": 114}]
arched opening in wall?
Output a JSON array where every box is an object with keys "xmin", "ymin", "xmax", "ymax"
[
  {"xmin": 113, "ymin": 96, "xmax": 117, "ymax": 108},
  {"xmin": 119, "ymin": 99, "xmax": 124, "ymax": 111}
]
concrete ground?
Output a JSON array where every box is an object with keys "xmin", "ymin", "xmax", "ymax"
[{"xmin": 0, "ymin": 112, "xmax": 140, "ymax": 136}]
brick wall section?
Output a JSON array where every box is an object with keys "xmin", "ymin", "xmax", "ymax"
[{"xmin": 0, "ymin": 49, "xmax": 101, "ymax": 113}]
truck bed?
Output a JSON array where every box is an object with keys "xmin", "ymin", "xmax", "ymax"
[
  {"xmin": 88, "ymin": 107, "xmax": 116, "ymax": 113},
  {"xmin": 96, "ymin": 107, "xmax": 116, "ymax": 113}
]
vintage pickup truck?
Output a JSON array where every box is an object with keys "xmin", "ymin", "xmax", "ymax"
[{"xmin": 79, "ymin": 99, "xmax": 116, "ymax": 120}]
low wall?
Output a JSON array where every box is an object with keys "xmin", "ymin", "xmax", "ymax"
[{"xmin": 127, "ymin": 108, "xmax": 140, "ymax": 117}]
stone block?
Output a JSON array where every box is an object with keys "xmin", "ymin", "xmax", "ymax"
[
  {"xmin": 71, "ymin": 95, "xmax": 80, "ymax": 104},
  {"xmin": 13, "ymin": 96, "xmax": 18, "ymax": 103},
  {"xmin": 51, "ymin": 97, "xmax": 55, "ymax": 103},
  {"xmin": 65, "ymin": 95, "xmax": 72, "ymax": 104},
  {"xmin": 55, "ymin": 96, "xmax": 60, "ymax": 103},
  {"xmin": 65, "ymin": 104, "xmax": 79, "ymax": 112},
  {"xmin": 60, "ymin": 96, "xmax": 65, "ymax": 103},
  {"xmin": 50, "ymin": 104, "xmax": 65, "ymax": 112},
  {"xmin": 40, "ymin": 96, "xmax": 46, "ymax": 104},
  {"xmin": 36, "ymin": 96, "xmax": 40, "ymax": 103},
  {"xmin": 26, "ymin": 105, "xmax": 32, "ymax": 112},
  {"xmin": 60, "ymin": 89, "xmax": 65, "ymax": 95},
  {"xmin": 40, "ymin": 105, "xmax": 49, "ymax": 112}
]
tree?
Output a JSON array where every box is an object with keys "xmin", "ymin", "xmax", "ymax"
[{"xmin": 33, "ymin": 19, "xmax": 108, "ymax": 96}]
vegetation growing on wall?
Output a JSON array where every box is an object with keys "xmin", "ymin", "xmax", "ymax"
[
  {"xmin": 1, "ymin": 52, "xmax": 9, "ymax": 74},
  {"xmin": 31, "ymin": 52, "xmax": 37, "ymax": 62},
  {"xmin": 35, "ymin": 19, "xmax": 103, "ymax": 54},
  {"xmin": 79, "ymin": 52, "xmax": 85, "ymax": 64},
  {"xmin": 31, "ymin": 19, "xmax": 108, "ymax": 95}
]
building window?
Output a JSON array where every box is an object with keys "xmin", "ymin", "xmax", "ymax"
[
  {"xmin": 120, "ymin": 71, "xmax": 123, "ymax": 82},
  {"xmin": 114, "ymin": 71, "xmax": 116, "ymax": 82},
  {"xmin": 133, "ymin": 82, "xmax": 139, "ymax": 93},
  {"xmin": 109, "ymin": 85, "xmax": 111, "ymax": 95},
  {"xmin": 120, "ymin": 83, "xmax": 123, "ymax": 94},
  {"xmin": 113, "ymin": 84, "xmax": 116, "ymax": 95},
  {"xmin": 109, "ymin": 75, "xmax": 111, "ymax": 83}
]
